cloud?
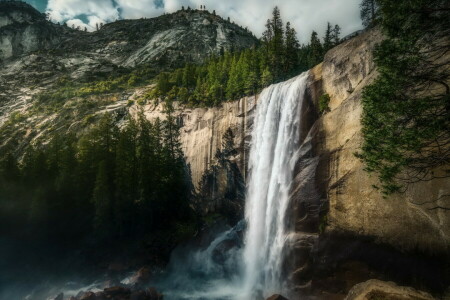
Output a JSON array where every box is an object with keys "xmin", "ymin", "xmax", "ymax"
[
  {"xmin": 46, "ymin": 0, "xmax": 119, "ymax": 31},
  {"xmin": 44, "ymin": 0, "xmax": 363, "ymax": 40},
  {"xmin": 114, "ymin": 0, "xmax": 165, "ymax": 19},
  {"xmin": 66, "ymin": 18, "xmax": 92, "ymax": 30}
]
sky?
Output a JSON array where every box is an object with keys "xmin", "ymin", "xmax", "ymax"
[{"xmin": 24, "ymin": 0, "xmax": 363, "ymax": 43}]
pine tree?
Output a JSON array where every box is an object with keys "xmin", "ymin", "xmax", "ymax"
[
  {"xmin": 261, "ymin": 66, "xmax": 273, "ymax": 87},
  {"xmin": 285, "ymin": 21, "xmax": 300, "ymax": 76},
  {"xmin": 308, "ymin": 31, "xmax": 323, "ymax": 68},
  {"xmin": 93, "ymin": 161, "xmax": 114, "ymax": 238},
  {"xmin": 323, "ymin": 22, "xmax": 333, "ymax": 52},
  {"xmin": 360, "ymin": 0, "xmax": 379, "ymax": 28},
  {"xmin": 269, "ymin": 7, "xmax": 285, "ymax": 80},
  {"xmin": 114, "ymin": 117, "xmax": 138, "ymax": 236},
  {"xmin": 332, "ymin": 24, "xmax": 341, "ymax": 46}
]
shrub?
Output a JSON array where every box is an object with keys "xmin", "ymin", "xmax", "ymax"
[{"xmin": 319, "ymin": 93, "xmax": 330, "ymax": 114}]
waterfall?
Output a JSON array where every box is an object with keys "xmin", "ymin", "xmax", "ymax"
[
  {"xmin": 147, "ymin": 73, "xmax": 309, "ymax": 300},
  {"xmin": 240, "ymin": 72, "xmax": 308, "ymax": 299}
]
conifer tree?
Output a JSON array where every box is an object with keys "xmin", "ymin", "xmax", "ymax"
[
  {"xmin": 323, "ymin": 22, "xmax": 333, "ymax": 52},
  {"xmin": 93, "ymin": 161, "xmax": 113, "ymax": 238},
  {"xmin": 332, "ymin": 24, "xmax": 341, "ymax": 46},
  {"xmin": 285, "ymin": 21, "xmax": 300, "ymax": 76},
  {"xmin": 308, "ymin": 31, "xmax": 323, "ymax": 68},
  {"xmin": 360, "ymin": 0, "xmax": 379, "ymax": 28}
]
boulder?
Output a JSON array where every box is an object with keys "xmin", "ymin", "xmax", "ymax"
[
  {"xmin": 146, "ymin": 287, "xmax": 163, "ymax": 300},
  {"xmin": 130, "ymin": 290, "xmax": 147, "ymax": 300},
  {"xmin": 79, "ymin": 292, "xmax": 96, "ymax": 300},
  {"xmin": 266, "ymin": 295, "xmax": 289, "ymax": 300},
  {"xmin": 129, "ymin": 267, "xmax": 151, "ymax": 287},
  {"xmin": 52, "ymin": 293, "xmax": 64, "ymax": 300},
  {"xmin": 345, "ymin": 279, "xmax": 435, "ymax": 300},
  {"xmin": 103, "ymin": 286, "xmax": 131, "ymax": 297}
]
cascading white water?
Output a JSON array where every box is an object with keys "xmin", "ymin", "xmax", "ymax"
[
  {"xmin": 128, "ymin": 73, "xmax": 309, "ymax": 300},
  {"xmin": 240, "ymin": 72, "xmax": 308, "ymax": 299}
]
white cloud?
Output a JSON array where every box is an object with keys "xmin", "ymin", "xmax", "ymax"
[
  {"xmin": 115, "ymin": 0, "xmax": 165, "ymax": 19},
  {"xmin": 46, "ymin": 0, "xmax": 119, "ymax": 31},
  {"xmin": 45, "ymin": 0, "xmax": 363, "ymax": 41},
  {"xmin": 66, "ymin": 18, "xmax": 92, "ymax": 30}
]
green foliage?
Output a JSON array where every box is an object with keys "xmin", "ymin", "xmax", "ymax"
[
  {"xmin": 360, "ymin": 0, "xmax": 380, "ymax": 28},
  {"xmin": 319, "ymin": 215, "xmax": 328, "ymax": 234},
  {"xmin": 319, "ymin": 93, "xmax": 331, "ymax": 114},
  {"xmin": 358, "ymin": 0, "xmax": 450, "ymax": 194},
  {"xmin": 0, "ymin": 111, "xmax": 196, "ymax": 246},
  {"xmin": 151, "ymin": 7, "xmax": 342, "ymax": 106},
  {"xmin": 35, "ymin": 65, "xmax": 156, "ymax": 107}
]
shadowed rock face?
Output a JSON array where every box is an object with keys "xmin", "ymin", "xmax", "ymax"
[
  {"xmin": 315, "ymin": 27, "xmax": 450, "ymax": 254},
  {"xmin": 281, "ymin": 27, "xmax": 450, "ymax": 298}
]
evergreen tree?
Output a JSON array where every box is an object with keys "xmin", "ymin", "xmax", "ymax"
[
  {"xmin": 307, "ymin": 31, "xmax": 323, "ymax": 68},
  {"xmin": 358, "ymin": 0, "xmax": 450, "ymax": 194},
  {"xmin": 268, "ymin": 7, "xmax": 285, "ymax": 81},
  {"xmin": 285, "ymin": 21, "xmax": 300, "ymax": 76},
  {"xmin": 114, "ymin": 117, "xmax": 138, "ymax": 236},
  {"xmin": 323, "ymin": 22, "xmax": 333, "ymax": 52},
  {"xmin": 360, "ymin": 0, "xmax": 379, "ymax": 28},
  {"xmin": 92, "ymin": 161, "xmax": 114, "ymax": 238},
  {"xmin": 261, "ymin": 66, "xmax": 273, "ymax": 87},
  {"xmin": 332, "ymin": 24, "xmax": 341, "ymax": 46}
]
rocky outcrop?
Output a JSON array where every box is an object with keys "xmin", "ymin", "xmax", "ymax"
[
  {"xmin": 345, "ymin": 280, "xmax": 434, "ymax": 300},
  {"xmin": 135, "ymin": 96, "xmax": 256, "ymax": 189},
  {"xmin": 314, "ymin": 27, "xmax": 450, "ymax": 254},
  {"xmin": 0, "ymin": 2, "xmax": 61, "ymax": 60},
  {"xmin": 285, "ymin": 27, "xmax": 450, "ymax": 298},
  {"xmin": 71, "ymin": 286, "xmax": 163, "ymax": 300},
  {"xmin": 0, "ymin": 2, "xmax": 257, "ymax": 74}
]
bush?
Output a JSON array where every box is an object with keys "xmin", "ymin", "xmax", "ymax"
[{"xmin": 319, "ymin": 93, "xmax": 330, "ymax": 114}]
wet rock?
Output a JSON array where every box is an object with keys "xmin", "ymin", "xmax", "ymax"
[
  {"xmin": 129, "ymin": 267, "xmax": 151, "ymax": 287},
  {"xmin": 146, "ymin": 287, "xmax": 163, "ymax": 300},
  {"xmin": 52, "ymin": 293, "xmax": 64, "ymax": 300},
  {"xmin": 103, "ymin": 286, "xmax": 131, "ymax": 297},
  {"xmin": 79, "ymin": 291, "xmax": 96, "ymax": 300},
  {"xmin": 345, "ymin": 279, "xmax": 434, "ymax": 300},
  {"xmin": 94, "ymin": 291, "xmax": 107, "ymax": 300},
  {"xmin": 266, "ymin": 295, "xmax": 288, "ymax": 300},
  {"xmin": 101, "ymin": 279, "xmax": 121, "ymax": 289},
  {"xmin": 130, "ymin": 290, "xmax": 147, "ymax": 300}
]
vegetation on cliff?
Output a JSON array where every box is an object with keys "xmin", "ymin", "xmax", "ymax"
[
  {"xmin": 358, "ymin": 0, "xmax": 449, "ymax": 195},
  {"xmin": 152, "ymin": 7, "xmax": 341, "ymax": 106}
]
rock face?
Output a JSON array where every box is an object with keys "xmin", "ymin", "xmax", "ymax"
[
  {"xmin": 0, "ymin": 2, "xmax": 258, "ymax": 164},
  {"xmin": 0, "ymin": 2, "xmax": 257, "ymax": 69},
  {"xmin": 283, "ymin": 27, "xmax": 450, "ymax": 298},
  {"xmin": 266, "ymin": 295, "xmax": 289, "ymax": 300},
  {"xmin": 314, "ymin": 28, "xmax": 450, "ymax": 253},
  {"xmin": 345, "ymin": 280, "xmax": 434, "ymax": 300},
  {"xmin": 137, "ymin": 96, "xmax": 256, "ymax": 190},
  {"xmin": 0, "ymin": 2, "xmax": 61, "ymax": 60}
]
